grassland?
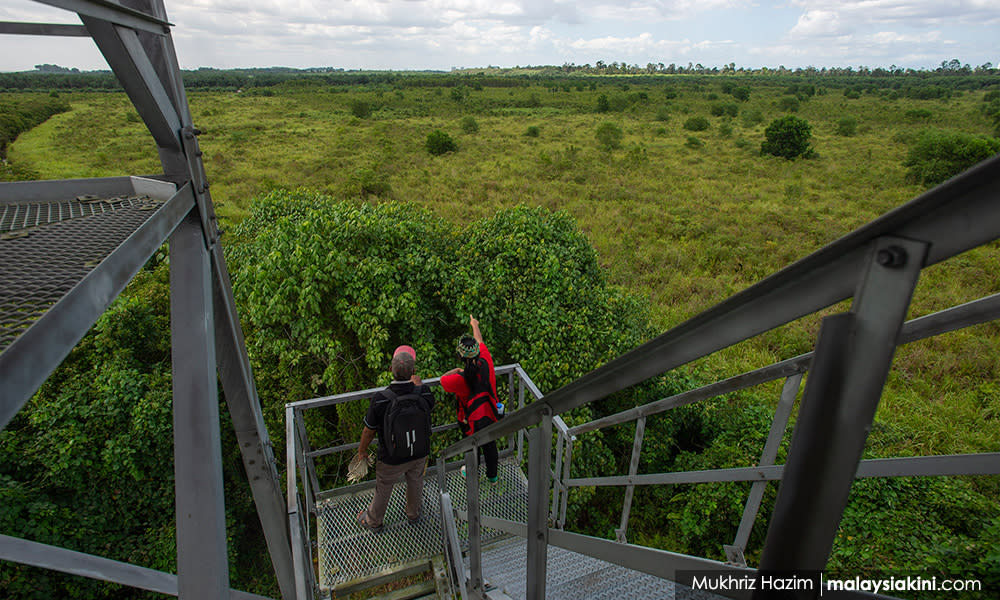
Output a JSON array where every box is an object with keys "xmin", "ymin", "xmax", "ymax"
[{"xmin": 8, "ymin": 76, "xmax": 999, "ymax": 459}]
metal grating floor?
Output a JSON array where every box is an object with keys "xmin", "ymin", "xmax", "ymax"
[
  {"xmin": 316, "ymin": 454, "xmax": 528, "ymax": 592},
  {"xmin": 0, "ymin": 195, "xmax": 163, "ymax": 352},
  {"xmin": 478, "ymin": 537, "xmax": 728, "ymax": 600}
]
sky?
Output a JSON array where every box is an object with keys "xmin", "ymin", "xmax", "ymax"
[{"xmin": 1, "ymin": 0, "xmax": 998, "ymax": 73}]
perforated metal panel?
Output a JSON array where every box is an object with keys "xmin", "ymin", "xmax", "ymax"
[
  {"xmin": 316, "ymin": 454, "xmax": 528, "ymax": 591},
  {"xmin": 478, "ymin": 537, "xmax": 727, "ymax": 600},
  {"xmin": 0, "ymin": 195, "xmax": 163, "ymax": 352}
]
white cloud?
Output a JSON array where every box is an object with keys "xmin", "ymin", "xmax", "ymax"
[
  {"xmin": 789, "ymin": 10, "xmax": 846, "ymax": 38},
  {"xmin": 0, "ymin": 0, "xmax": 996, "ymax": 72},
  {"xmin": 788, "ymin": 0, "xmax": 1000, "ymax": 27}
]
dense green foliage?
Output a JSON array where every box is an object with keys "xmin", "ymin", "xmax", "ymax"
[
  {"xmin": 761, "ymin": 115, "xmax": 814, "ymax": 159},
  {"xmin": 903, "ymin": 129, "xmax": 1000, "ymax": 185},
  {"xmin": 228, "ymin": 189, "xmax": 650, "ymax": 482}
]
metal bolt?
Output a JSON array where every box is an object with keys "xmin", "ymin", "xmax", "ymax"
[{"xmin": 876, "ymin": 245, "xmax": 907, "ymax": 268}]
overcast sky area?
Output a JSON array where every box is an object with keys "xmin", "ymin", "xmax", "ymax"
[{"xmin": 1, "ymin": 0, "xmax": 998, "ymax": 73}]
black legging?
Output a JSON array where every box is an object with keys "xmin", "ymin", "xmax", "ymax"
[
  {"xmin": 469, "ymin": 417, "xmax": 499, "ymax": 480},
  {"xmin": 479, "ymin": 440, "xmax": 499, "ymax": 480}
]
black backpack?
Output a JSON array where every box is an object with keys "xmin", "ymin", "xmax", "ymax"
[{"xmin": 381, "ymin": 388, "xmax": 431, "ymax": 461}]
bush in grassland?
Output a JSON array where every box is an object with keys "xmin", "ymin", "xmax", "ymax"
[
  {"xmin": 761, "ymin": 115, "xmax": 815, "ymax": 159},
  {"xmin": 903, "ymin": 129, "xmax": 1000, "ymax": 186},
  {"xmin": 683, "ymin": 116, "xmax": 710, "ymax": 131},
  {"xmin": 426, "ymin": 129, "xmax": 457, "ymax": 155}
]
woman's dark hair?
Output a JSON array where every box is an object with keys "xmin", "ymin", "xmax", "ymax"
[{"xmin": 462, "ymin": 356, "xmax": 487, "ymax": 393}]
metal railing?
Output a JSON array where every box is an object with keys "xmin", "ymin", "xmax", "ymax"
[
  {"xmin": 434, "ymin": 153, "xmax": 1000, "ymax": 600},
  {"xmin": 285, "ymin": 363, "xmax": 544, "ymax": 596}
]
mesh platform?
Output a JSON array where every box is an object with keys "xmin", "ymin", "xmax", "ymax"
[
  {"xmin": 478, "ymin": 537, "xmax": 727, "ymax": 600},
  {"xmin": 316, "ymin": 454, "xmax": 528, "ymax": 591},
  {"xmin": 0, "ymin": 194, "xmax": 163, "ymax": 352}
]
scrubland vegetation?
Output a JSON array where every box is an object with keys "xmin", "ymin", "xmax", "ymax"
[{"xmin": 2, "ymin": 68, "xmax": 999, "ymax": 598}]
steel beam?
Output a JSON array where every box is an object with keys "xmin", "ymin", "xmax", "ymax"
[
  {"xmin": 34, "ymin": 0, "xmax": 171, "ymax": 34},
  {"xmin": 0, "ymin": 21, "xmax": 89, "ymax": 36},
  {"xmin": 211, "ymin": 246, "xmax": 296, "ymax": 600},
  {"xmin": 615, "ymin": 416, "xmax": 646, "ymax": 543},
  {"xmin": 81, "ymin": 15, "xmax": 182, "ymax": 153},
  {"xmin": 566, "ymin": 453, "xmax": 1000, "ymax": 488},
  {"xmin": 171, "ymin": 212, "xmax": 229, "ymax": 599},
  {"xmin": 465, "ymin": 448, "xmax": 484, "ymax": 598},
  {"xmin": 726, "ymin": 374, "xmax": 802, "ymax": 565},
  {"xmin": 526, "ymin": 412, "xmax": 553, "ymax": 600},
  {"xmin": 440, "ymin": 492, "xmax": 467, "ymax": 594},
  {"xmin": 286, "ymin": 407, "xmax": 311, "ymax": 600},
  {"xmin": 757, "ymin": 236, "xmax": 928, "ymax": 584}
]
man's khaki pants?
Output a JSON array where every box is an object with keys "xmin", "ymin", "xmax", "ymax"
[{"xmin": 366, "ymin": 456, "xmax": 427, "ymax": 527}]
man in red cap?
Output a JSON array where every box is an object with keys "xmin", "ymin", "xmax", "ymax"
[{"xmin": 356, "ymin": 345, "xmax": 435, "ymax": 532}]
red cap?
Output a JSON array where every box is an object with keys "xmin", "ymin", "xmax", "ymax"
[{"xmin": 393, "ymin": 345, "xmax": 416, "ymax": 360}]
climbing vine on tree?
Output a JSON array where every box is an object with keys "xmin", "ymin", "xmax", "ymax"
[{"xmin": 228, "ymin": 190, "xmax": 653, "ymax": 454}]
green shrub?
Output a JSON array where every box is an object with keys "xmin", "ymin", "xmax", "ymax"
[
  {"xmin": 595, "ymin": 121, "xmax": 623, "ymax": 150},
  {"xmin": 777, "ymin": 96, "xmax": 800, "ymax": 112},
  {"xmin": 655, "ymin": 106, "xmax": 671, "ymax": 122},
  {"xmin": 349, "ymin": 165, "xmax": 392, "ymax": 197},
  {"xmin": 741, "ymin": 109, "xmax": 764, "ymax": 127},
  {"xmin": 596, "ymin": 93, "xmax": 610, "ymax": 113},
  {"xmin": 460, "ymin": 115, "xmax": 479, "ymax": 134},
  {"xmin": 731, "ymin": 86, "xmax": 751, "ymax": 102},
  {"xmin": 835, "ymin": 116, "xmax": 858, "ymax": 136},
  {"xmin": 903, "ymin": 129, "xmax": 1000, "ymax": 186},
  {"xmin": 761, "ymin": 115, "xmax": 814, "ymax": 159},
  {"xmin": 525, "ymin": 125, "xmax": 540, "ymax": 137},
  {"xmin": 685, "ymin": 136, "xmax": 703, "ymax": 149},
  {"xmin": 349, "ymin": 99, "xmax": 372, "ymax": 119},
  {"xmin": 425, "ymin": 129, "xmax": 457, "ymax": 155},
  {"xmin": 683, "ymin": 116, "xmax": 710, "ymax": 131},
  {"xmin": 710, "ymin": 103, "xmax": 739, "ymax": 118},
  {"xmin": 905, "ymin": 108, "xmax": 934, "ymax": 121}
]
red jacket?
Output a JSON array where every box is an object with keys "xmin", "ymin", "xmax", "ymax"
[{"xmin": 441, "ymin": 342, "xmax": 499, "ymax": 435}]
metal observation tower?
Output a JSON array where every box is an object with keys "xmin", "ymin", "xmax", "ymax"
[{"xmin": 2, "ymin": 2, "xmax": 999, "ymax": 599}]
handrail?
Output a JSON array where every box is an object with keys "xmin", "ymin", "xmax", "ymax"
[
  {"xmin": 568, "ymin": 291, "xmax": 1000, "ymax": 439},
  {"xmin": 438, "ymin": 153, "xmax": 1000, "ymax": 460},
  {"xmin": 0, "ymin": 534, "xmax": 274, "ymax": 600},
  {"xmin": 287, "ymin": 363, "xmax": 530, "ymax": 501}
]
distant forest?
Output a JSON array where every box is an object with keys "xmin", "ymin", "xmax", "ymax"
[{"xmin": 1, "ymin": 59, "xmax": 998, "ymax": 93}]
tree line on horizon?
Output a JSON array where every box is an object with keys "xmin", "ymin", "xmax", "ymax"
[{"xmin": 0, "ymin": 58, "xmax": 996, "ymax": 92}]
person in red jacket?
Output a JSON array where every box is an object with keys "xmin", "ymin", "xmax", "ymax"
[{"xmin": 440, "ymin": 315, "xmax": 501, "ymax": 484}]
